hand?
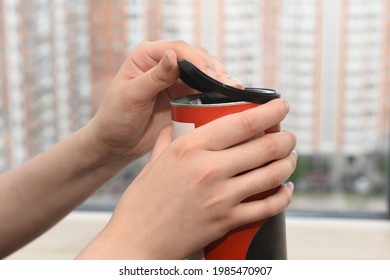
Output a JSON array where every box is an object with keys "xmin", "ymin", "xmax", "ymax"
[
  {"xmin": 85, "ymin": 40, "xmax": 243, "ymax": 162},
  {"xmin": 77, "ymin": 99, "xmax": 297, "ymax": 259}
]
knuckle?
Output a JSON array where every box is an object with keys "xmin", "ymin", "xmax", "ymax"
[
  {"xmin": 151, "ymin": 64, "xmax": 170, "ymax": 85},
  {"xmin": 194, "ymin": 45, "xmax": 208, "ymax": 54},
  {"xmin": 208, "ymin": 208, "xmax": 233, "ymax": 235},
  {"xmin": 257, "ymin": 196, "xmax": 274, "ymax": 219},
  {"xmin": 139, "ymin": 41, "xmax": 152, "ymax": 47},
  {"xmin": 238, "ymin": 113, "xmax": 258, "ymax": 134},
  {"xmin": 275, "ymin": 99, "xmax": 288, "ymax": 119},
  {"xmin": 170, "ymin": 137, "xmax": 198, "ymax": 160},
  {"xmin": 195, "ymin": 162, "xmax": 224, "ymax": 185},
  {"xmin": 265, "ymin": 165, "xmax": 283, "ymax": 187},
  {"xmin": 262, "ymin": 189, "xmax": 290, "ymax": 218},
  {"xmin": 203, "ymin": 193, "xmax": 232, "ymax": 224},
  {"xmin": 133, "ymin": 41, "xmax": 152, "ymax": 53},
  {"xmin": 260, "ymin": 135, "xmax": 279, "ymax": 158},
  {"xmin": 173, "ymin": 40, "xmax": 190, "ymax": 49},
  {"xmin": 285, "ymin": 130, "xmax": 297, "ymax": 148},
  {"xmin": 262, "ymin": 199, "xmax": 273, "ymax": 218},
  {"xmin": 281, "ymin": 150, "xmax": 297, "ymax": 175},
  {"xmin": 204, "ymin": 193, "xmax": 228, "ymax": 212}
]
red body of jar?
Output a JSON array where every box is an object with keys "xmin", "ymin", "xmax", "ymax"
[{"xmin": 170, "ymin": 94, "xmax": 286, "ymax": 260}]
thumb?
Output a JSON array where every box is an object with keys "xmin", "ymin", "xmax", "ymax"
[
  {"xmin": 139, "ymin": 126, "xmax": 173, "ymax": 176},
  {"xmin": 131, "ymin": 50, "xmax": 179, "ymax": 101}
]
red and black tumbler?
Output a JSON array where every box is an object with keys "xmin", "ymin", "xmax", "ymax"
[{"xmin": 170, "ymin": 59, "xmax": 287, "ymax": 260}]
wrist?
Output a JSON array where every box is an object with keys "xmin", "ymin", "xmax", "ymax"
[
  {"xmin": 75, "ymin": 125, "xmax": 131, "ymax": 174},
  {"xmin": 76, "ymin": 220, "xmax": 156, "ymax": 260},
  {"xmin": 73, "ymin": 127, "xmax": 130, "ymax": 182}
]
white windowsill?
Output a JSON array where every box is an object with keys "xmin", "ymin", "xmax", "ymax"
[{"xmin": 6, "ymin": 211, "xmax": 390, "ymax": 260}]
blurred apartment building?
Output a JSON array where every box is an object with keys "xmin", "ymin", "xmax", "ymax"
[
  {"xmin": 281, "ymin": 0, "xmax": 390, "ymax": 155},
  {"xmin": 0, "ymin": 0, "xmax": 90, "ymax": 171},
  {"xmin": 1, "ymin": 0, "xmax": 389, "ymax": 173}
]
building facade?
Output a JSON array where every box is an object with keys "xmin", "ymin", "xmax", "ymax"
[
  {"xmin": 0, "ymin": 0, "xmax": 90, "ymax": 171},
  {"xmin": 1, "ymin": 0, "xmax": 389, "ymax": 169}
]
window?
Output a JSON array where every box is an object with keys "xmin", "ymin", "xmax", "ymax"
[{"xmin": 0, "ymin": 0, "xmax": 389, "ymax": 218}]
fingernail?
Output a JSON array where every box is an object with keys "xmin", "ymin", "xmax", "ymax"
[
  {"xmin": 204, "ymin": 67, "xmax": 245, "ymax": 89},
  {"xmin": 218, "ymin": 74, "xmax": 245, "ymax": 89},
  {"xmin": 161, "ymin": 50, "xmax": 175, "ymax": 72},
  {"xmin": 285, "ymin": 182, "xmax": 294, "ymax": 192},
  {"xmin": 284, "ymin": 100, "xmax": 290, "ymax": 112},
  {"xmin": 291, "ymin": 149, "xmax": 298, "ymax": 158}
]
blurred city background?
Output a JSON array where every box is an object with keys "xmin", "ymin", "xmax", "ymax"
[{"xmin": 0, "ymin": 0, "xmax": 389, "ymax": 216}]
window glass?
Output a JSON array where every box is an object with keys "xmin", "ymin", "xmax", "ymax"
[{"xmin": 0, "ymin": 0, "xmax": 389, "ymax": 216}]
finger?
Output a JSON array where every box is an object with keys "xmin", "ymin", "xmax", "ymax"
[
  {"xmin": 209, "ymin": 72, "xmax": 245, "ymax": 89},
  {"xmin": 116, "ymin": 41, "xmax": 209, "ymax": 79},
  {"xmin": 193, "ymin": 99, "xmax": 290, "ymax": 151},
  {"xmin": 144, "ymin": 41, "xmax": 243, "ymax": 88},
  {"xmin": 228, "ymin": 151, "xmax": 297, "ymax": 203},
  {"xmin": 144, "ymin": 41, "xmax": 221, "ymax": 75},
  {"xmin": 129, "ymin": 40, "xmax": 213, "ymax": 77},
  {"xmin": 127, "ymin": 50, "xmax": 180, "ymax": 101},
  {"xmin": 207, "ymin": 55, "xmax": 226, "ymax": 74},
  {"xmin": 193, "ymin": 46, "xmax": 244, "ymax": 88},
  {"xmin": 193, "ymin": 46, "xmax": 225, "ymax": 73},
  {"xmin": 222, "ymin": 130, "xmax": 296, "ymax": 175},
  {"xmin": 148, "ymin": 40, "xmax": 212, "ymax": 70},
  {"xmin": 120, "ymin": 40, "xmax": 244, "ymax": 95},
  {"xmin": 231, "ymin": 182, "xmax": 294, "ymax": 228}
]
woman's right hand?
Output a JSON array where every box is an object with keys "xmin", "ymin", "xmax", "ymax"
[{"xmin": 77, "ymin": 99, "xmax": 297, "ymax": 260}]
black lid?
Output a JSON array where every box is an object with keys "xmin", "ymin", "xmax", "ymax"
[{"xmin": 178, "ymin": 59, "xmax": 280, "ymax": 104}]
